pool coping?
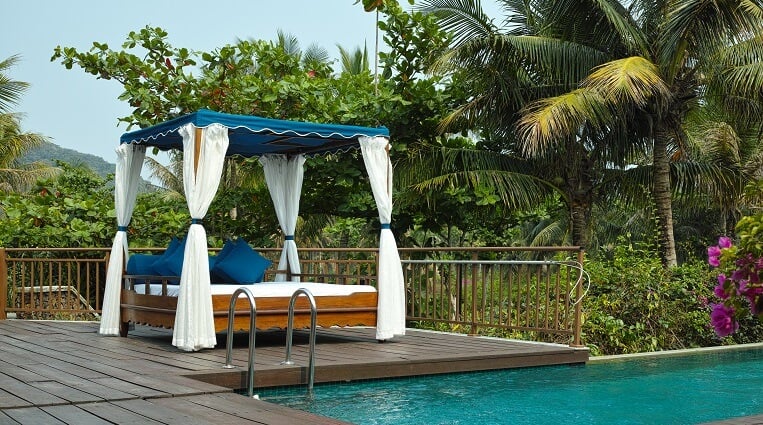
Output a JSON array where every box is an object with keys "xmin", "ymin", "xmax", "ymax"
[{"xmin": 588, "ymin": 342, "xmax": 763, "ymax": 363}]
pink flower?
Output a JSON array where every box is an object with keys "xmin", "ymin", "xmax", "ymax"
[
  {"xmin": 718, "ymin": 236, "xmax": 732, "ymax": 249},
  {"xmin": 714, "ymin": 281, "xmax": 729, "ymax": 300},
  {"xmin": 710, "ymin": 303, "xmax": 738, "ymax": 337},
  {"xmin": 708, "ymin": 245, "xmax": 722, "ymax": 258}
]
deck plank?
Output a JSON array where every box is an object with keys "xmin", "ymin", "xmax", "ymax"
[
  {"xmin": 2, "ymin": 407, "xmax": 66, "ymax": 425},
  {"xmin": 77, "ymin": 402, "xmax": 165, "ymax": 425},
  {"xmin": 0, "ymin": 379, "xmax": 67, "ymax": 406},
  {"xmin": 40, "ymin": 404, "xmax": 114, "ymax": 425}
]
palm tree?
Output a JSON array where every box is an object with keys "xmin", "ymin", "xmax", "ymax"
[
  {"xmin": 415, "ymin": 0, "xmax": 636, "ymax": 249},
  {"xmin": 0, "ymin": 55, "xmax": 58, "ymax": 193},
  {"xmin": 0, "ymin": 55, "xmax": 28, "ymax": 113},
  {"xmin": 0, "ymin": 113, "xmax": 58, "ymax": 192},
  {"xmin": 337, "ymin": 44, "xmax": 371, "ymax": 75},
  {"xmin": 421, "ymin": 0, "xmax": 763, "ymax": 266},
  {"xmin": 516, "ymin": 0, "xmax": 763, "ymax": 266}
]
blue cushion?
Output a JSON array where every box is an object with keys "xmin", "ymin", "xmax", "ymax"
[
  {"xmin": 210, "ymin": 239, "xmax": 236, "ymax": 283},
  {"xmin": 211, "ymin": 239, "xmax": 271, "ymax": 284},
  {"xmin": 152, "ymin": 237, "xmax": 186, "ymax": 277},
  {"xmin": 126, "ymin": 254, "xmax": 158, "ymax": 276}
]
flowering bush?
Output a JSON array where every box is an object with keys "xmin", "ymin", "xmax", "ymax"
[{"xmin": 708, "ymin": 214, "xmax": 763, "ymax": 337}]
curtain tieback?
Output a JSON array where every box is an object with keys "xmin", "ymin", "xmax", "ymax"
[
  {"xmin": 191, "ymin": 218, "xmax": 203, "ymax": 225},
  {"xmin": 285, "ymin": 235, "xmax": 295, "ymax": 241},
  {"xmin": 380, "ymin": 223, "xmax": 391, "ymax": 230},
  {"xmin": 117, "ymin": 226, "xmax": 128, "ymax": 232}
]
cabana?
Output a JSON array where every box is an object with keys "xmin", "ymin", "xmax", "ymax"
[{"xmin": 100, "ymin": 109, "xmax": 406, "ymax": 351}]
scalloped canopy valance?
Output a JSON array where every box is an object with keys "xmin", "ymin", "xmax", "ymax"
[{"xmin": 119, "ymin": 109, "xmax": 390, "ymax": 157}]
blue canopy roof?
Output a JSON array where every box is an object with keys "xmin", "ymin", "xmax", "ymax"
[{"xmin": 120, "ymin": 109, "xmax": 390, "ymax": 157}]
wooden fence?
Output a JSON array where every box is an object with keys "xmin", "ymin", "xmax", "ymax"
[{"xmin": 0, "ymin": 246, "xmax": 585, "ymax": 346}]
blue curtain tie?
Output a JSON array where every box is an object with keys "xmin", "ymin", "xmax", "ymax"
[
  {"xmin": 380, "ymin": 223, "xmax": 391, "ymax": 230},
  {"xmin": 285, "ymin": 235, "xmax": 295, "ymax": 241},
  {"xmin": 191, "ymin": 218, "xmax": 203, "ymax": 225},
  {"xmin": 117, "ymin": 226, "xmax": 128, "ymax": 232}
]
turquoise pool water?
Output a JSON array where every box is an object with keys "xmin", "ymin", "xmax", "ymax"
[{"xmin": 260, "ymin": 347, "xmax": 763, "ymax": 425}]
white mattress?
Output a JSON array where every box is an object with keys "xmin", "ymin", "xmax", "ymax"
[{"xmin": 132, "ymin": 281, "xmax": 376, "ymax": 297}]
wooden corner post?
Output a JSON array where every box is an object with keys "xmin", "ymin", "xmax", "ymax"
[
  {"xmin": 194, "ymin": 127, "xmax": 203, "ymax": 178},
  {"xmin": 0, "ymin": 248, "xmax": 7, "ymax": 320}
]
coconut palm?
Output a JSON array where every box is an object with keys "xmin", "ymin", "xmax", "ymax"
[
  {"xmin": 515, "ymin": 0, "xmax": 763, "ymax": 266},
  {"xmin": 0, "ymin": 113, "xmax": 59, "ymax": 193},
  {"xmin": 420, "ymin": 0, "xmax": 763, "ymax": 265},
  {"xmin": 415, "ymin": 0, "xmax": 638, "ymax": 249},
  {"xmin": 0, "ymin": 55, "xmax": 28, "ymax": 113}
]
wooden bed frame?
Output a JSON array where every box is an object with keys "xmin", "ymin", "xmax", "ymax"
[{"xmin": 118, "ymin": 276, "xmax": 378, "ymax": 337}]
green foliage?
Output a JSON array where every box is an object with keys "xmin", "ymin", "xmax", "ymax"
[
  {"xmin": 581, "ymin": 241, "xmax": 763, "ymax": 356},
  {"xmin": 734, "ymin": 212, "xmax": 763, "ymax": 256},
  {"xmin": 0, "ymin": 163, "xmax": 114, "ymax": 247}
]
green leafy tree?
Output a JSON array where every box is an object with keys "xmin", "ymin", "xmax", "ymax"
[{"xmin": 0, "ymin": 163, "xmax": 114, "ymax": 247}]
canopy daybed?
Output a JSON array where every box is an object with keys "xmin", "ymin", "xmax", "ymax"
[{"xmin": 100, "ymin": 109, "xmax": 406, "ymax": 351}]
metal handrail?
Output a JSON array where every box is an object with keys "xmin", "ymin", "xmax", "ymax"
[
  {"xmin": 282, "ymin": 288, "xmax": 318, "ymax": 393},
  {"xmin": 223, "ymin": 287, "xmax": 257, "ymax": 398}
]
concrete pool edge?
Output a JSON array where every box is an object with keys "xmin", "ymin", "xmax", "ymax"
[{"xmin": 588, "ymin": 342, "xmax": 763, "ymax": 363}]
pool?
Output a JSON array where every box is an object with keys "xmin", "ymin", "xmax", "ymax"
[{"xmin": 260, "ymin": 345, "xmax": 763, "ymax": 425}]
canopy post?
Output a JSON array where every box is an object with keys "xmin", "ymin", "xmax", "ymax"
[{"xmin": 194, "ymin": 127, "xmax": 203, "ymax": 179}]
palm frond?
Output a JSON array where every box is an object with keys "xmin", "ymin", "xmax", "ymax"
[
  {"xmin": 516, "ymin": 88, "xmax": 611, "ymax": 155},
  {"xmin": 302, "ymin": 43, "xmax": 331, "ymax": 68},
  {"xmin": 583, "ymin": 56, "xmax": 671, "ymax": 108},
  {"xmin": 660, "ymin": 0, "xmax": 763, "ymax": 78},
  {"xmin": 589, "ymin": 0, "xmax": 650, "ymax": 56},
  {"xmin": 501, "ymin": 35, "xmax": 612, "ymax": 87},
  {"xmin": 276, "ymin": 30, "xmax": 301, "ymax": 58},
  {"xmin": 0, "ymin": 55, "xmax": 29, "ymax": 113},
  {"xmin": 144, "ymin": 155, "xmax": 184, "ymax": 197},
  {"xmin": 417, "ymin": 0, "xmax": 498, "ymax": 46}
]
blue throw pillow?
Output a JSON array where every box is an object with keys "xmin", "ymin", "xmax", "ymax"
[
  {"xmin": 152, "ymin": 237, "xmax": 186, "ymax": 277},
  {"xmin": 210, "ymin": 239, "xmax": 237, "ymax": 283},
  {"xmin": 211, "ymin": 239, "xmax": 271, "ymax": 284},
  {"xmin": 126, "ymin": 254, "xmax": 158, "ymax": 276}
]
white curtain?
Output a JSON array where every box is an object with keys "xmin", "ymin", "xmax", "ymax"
[
  {"xmin": 100, "ymin": 144, "xmax": 146, "ymax": 335},
  {"xmin": 260, "ymin": 154, "xmax": 305, "ymax": 282},
  {"xmin": 172, "ymin": 123, "xmax": 229, "ymax": 351},
  {"xmin": 359, "ymin": 136, "xmax": 406, "ymax": 340}
]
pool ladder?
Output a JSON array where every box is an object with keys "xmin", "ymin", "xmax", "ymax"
[
  {"xmin": 222, "ymin": 287, "xmax": 318, "ymax": 398},
  {"xmin": 282, "ymin": 288, "xmax": 318, "ymax": 393},
  {"xmin": 223, "ymin": 287, "xmax": 257, "ymax": 398}
]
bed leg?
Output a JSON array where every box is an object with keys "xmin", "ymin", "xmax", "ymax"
[{"xmin": 119, "ymin": 321, "xmax": 129, "ymax": 337}]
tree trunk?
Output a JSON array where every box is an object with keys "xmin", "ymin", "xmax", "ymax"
[
  {"xmin": 653, "ymin": 135, "xmax": 677, "ymax": 267},
  {"xmin": 564, "ymin": 136, "xmax": 593, "ymax": 249}
]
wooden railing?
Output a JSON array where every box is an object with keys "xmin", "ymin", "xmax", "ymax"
[{"xmin": 0, "ymin": 246, "xmax": 585, "ymax": 346}]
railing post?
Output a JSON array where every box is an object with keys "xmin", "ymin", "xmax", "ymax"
[
  {"xmin": 571, "ymin": 248, "xmax": 585, "ymax": 347},
  {"xmin": 0, "ymin": 248, "xmax": 6, "ymax": 320},
  {"xmin": 469, "ymin": 251, "xmax": 478, "ymax": 335}
]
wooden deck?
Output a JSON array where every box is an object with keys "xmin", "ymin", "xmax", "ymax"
[{"xmin": 0, "ymin": 320, "xmax": 588, "ymax": 424}]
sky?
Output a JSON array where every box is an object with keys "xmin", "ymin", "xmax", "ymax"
[{"xmin": 2, "ymin": 1, "xmax": 384, "ymax": 164}]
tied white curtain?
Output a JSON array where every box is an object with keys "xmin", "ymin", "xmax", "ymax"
[
  {"xmin": 260, "ymin": 154, "xmax": 305, "ymax": 282},
  {"xmin": 172, "ymin": 123, "xmax": 229, "ymax": 351},
  {"xmin": 359, "ymin": 136, "xmax": 405, "ymax": 340},
  {"xmin": 100, "ymin": 144, "xmax": 146, "ymax": 335}
]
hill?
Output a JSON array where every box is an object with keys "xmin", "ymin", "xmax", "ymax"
[{"xmin": 23, "ymin": 141, "xmax": 115, "ymax": 177}]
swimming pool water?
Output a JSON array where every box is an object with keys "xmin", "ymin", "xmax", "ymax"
[{"xmin": 260, "ymin": 347, "xmax": 763, "ymax": 425}]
